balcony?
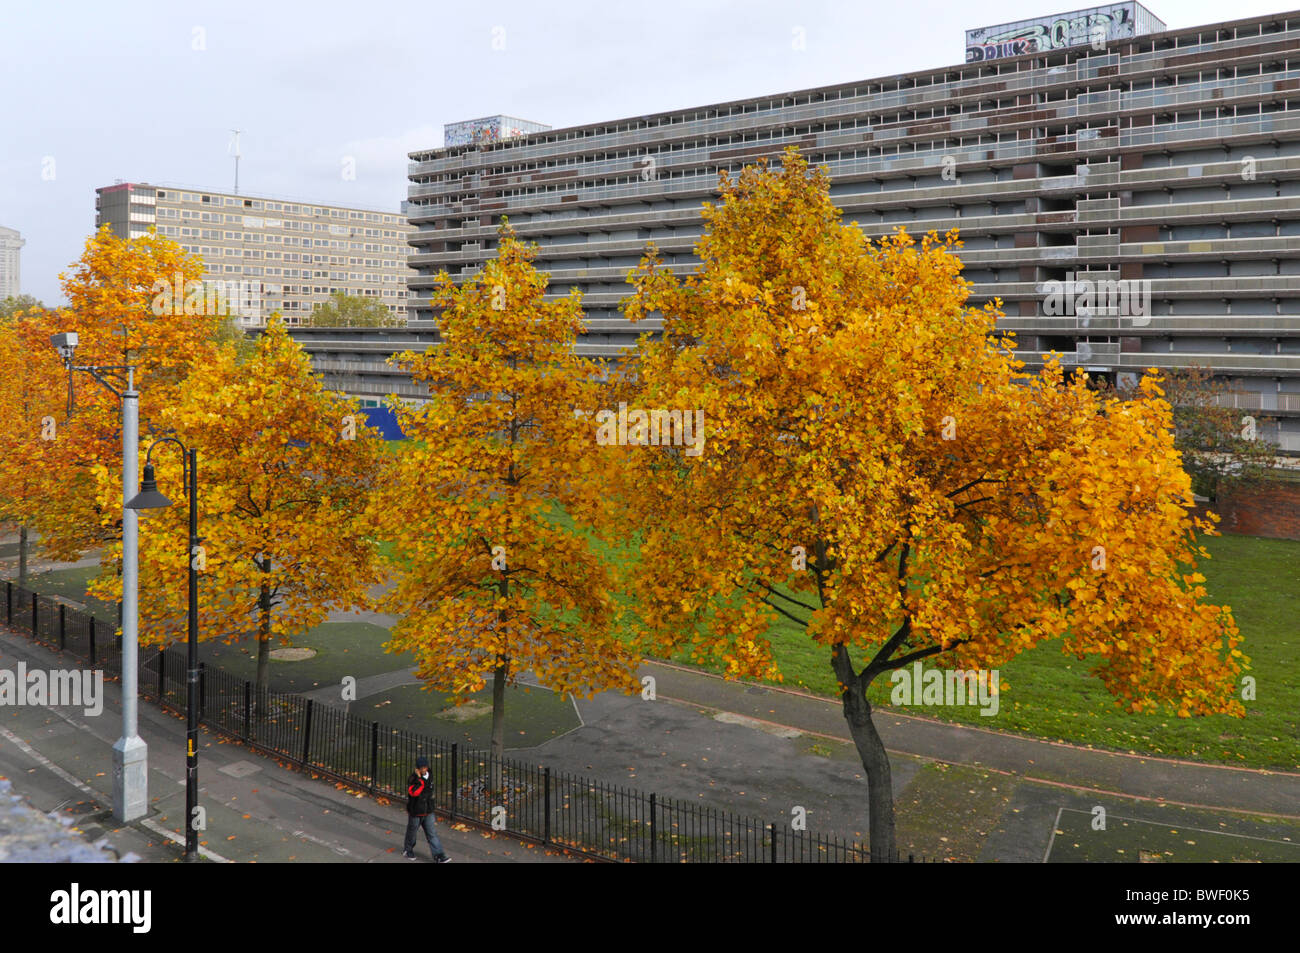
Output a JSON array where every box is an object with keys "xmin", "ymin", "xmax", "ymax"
[
  {"xmin": 1018, "ymin": 350, "xmax": 1300, "ymax": 375},
  {"xmin": 1213, "ymin": 391, "xmax": 1300, "ymax": 414},
  {"xmin": 997, "ymin": 315, "xmax": 1300, "ymax": 336}
]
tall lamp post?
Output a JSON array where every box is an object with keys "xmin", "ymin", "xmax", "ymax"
[
  {"xmin": 50, "ymin": 332, "xmax": 148, "ymax": 823},
  {"xmin": 126, "ymin": 439, "xmax": 200, "ymax": 861}
]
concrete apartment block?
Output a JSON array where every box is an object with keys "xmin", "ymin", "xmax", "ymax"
[
  {"xmin": 0, "ymin": 225, "xmax": 24, "ymax": 301},
  {"xmin": 95, "ymin": 183, "xmax": 413, "ymax": 327},
  {"xmin": 299, "ymin": 7, "xmax": 1300, "ymax": 452}
]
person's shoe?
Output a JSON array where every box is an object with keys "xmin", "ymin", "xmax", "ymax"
[
  {"xmin": 434, "ymin": 854, "xmax": 451, "ymax": 864},
  {"xmin": 403, "ymin": 850, "xmax": 416, "ymax": 860}
]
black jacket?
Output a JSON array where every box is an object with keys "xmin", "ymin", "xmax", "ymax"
[{"xmin": 406, "ymin": 771, "xmax": 435, "ymax": 816}]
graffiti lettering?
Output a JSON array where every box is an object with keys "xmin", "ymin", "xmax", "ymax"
[
  {"xmin": 965, "ymin": 4, "xmax": 1137, "ymax": 59},
  {"xmin": 965, "ymin": 39, "xmax": 1039, "ymax": 62}
]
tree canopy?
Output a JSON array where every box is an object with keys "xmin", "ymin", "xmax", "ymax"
[
  {"xmin": 369, "ymin": 223, "xmax": 639, "ymax": 762},
  {"xmin": 0, "ymin": 294, "xmax": 46, "ymax": 323},
  {"xmin": 90, "ymin": 318, "xmax": 384, "ymax": 698},
  {"xmin": 305, "ymin": 291, "xmax": 404, "ymax": 328},
  {"xmin": 614, "ymin": 148, "xmax": 1245, "ymax": 860}
]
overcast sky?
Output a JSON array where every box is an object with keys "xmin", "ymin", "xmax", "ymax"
[{"xmin": 1, "ymin": 0, "xmax": 1289, "ymax": 304}]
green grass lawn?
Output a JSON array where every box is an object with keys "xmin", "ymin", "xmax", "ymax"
[{"xmin": 895, "ymin": 762, "xmax": 1016, "ymax": 862}]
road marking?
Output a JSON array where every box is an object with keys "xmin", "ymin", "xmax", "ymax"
[
  {"xmin": 713, "ymin": 710, "xmax": 802, "ymax": 738},
  {"xmin": 291, "ymin": 828, "xmax": 351, "ymax": 856},
  {"xmin": 1043, "ymin": 806, "xmax": 1064, "ymax": 863},
  {"xmin": 139, "ymin": 817, "xmax": 231, "ymax": 863},
  {"xmin": 1056, "ymin": 807, "xmax": 1300, "ymax": 847}
]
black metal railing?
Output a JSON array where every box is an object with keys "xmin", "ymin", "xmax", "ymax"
[{"xmin": 1, "ymin": 579, "xmax": 928, "ymax": 863}]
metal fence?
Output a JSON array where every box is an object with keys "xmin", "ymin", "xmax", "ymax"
[{"xmin": 1, "ymin": 579, "xmax": 928, "ymax": 863}]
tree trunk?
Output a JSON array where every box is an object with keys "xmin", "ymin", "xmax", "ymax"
[
  {"xmin": 255, "ymin": 583, "xmax": 272, "ymax": 719},
  {"xmin": 17, "ymin": 525, "xmax": 28, "ymax": 589},
  {"xmin": 489, "ymin": 563, "xmax": 510, "ymax": 792},
  {"xmin": 834, "ymin": 646, "xmax": 897, "ymax": 863},
  {"xmin": 489, "ymin": 655, "xmax": 509, "ymax": 792},
  {"xmin": 842, "ymin": 689, "xmax": 896, "ymax": 863}
]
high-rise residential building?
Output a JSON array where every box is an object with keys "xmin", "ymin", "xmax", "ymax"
[
  {"xmin": 95, "ymin": 183, "xmax": 414, "ymax": 326},
  {"xmin": 0, "ymin": 226, "xmax": 24, "ymax": 301},
  {"xmin": 301, "ymin": 5, "xmax": 1300, "ymax": 452}
]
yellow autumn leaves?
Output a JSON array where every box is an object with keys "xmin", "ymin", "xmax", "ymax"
[
  {"xmin": 0, "ymin": 151, "xmax": 1249, "ymax": 739},
  {"xmin": 614, "ymin": 148, "xmax": 1246, "ymax": 719}
]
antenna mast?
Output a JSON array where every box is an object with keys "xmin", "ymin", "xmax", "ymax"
[{"xmin": 229, "ymin": 129, "xmax": 242, "ymax": 194}]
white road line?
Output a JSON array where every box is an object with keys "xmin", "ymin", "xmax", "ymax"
[
  {"xmin": 291, "ymin": 828, "xmax": 351, "ymax": 856},
  {"xmin": 0, "ymin": 725, "xmax": 99, "ymax": 799},
  {"xmin": 1042, "ymin": 806, "xmax": 1064, "ymax": 864},
  {"xmin": 0, "ymin": 724, "xmax": 231, "ymax": 863},
  {"xmin": 138, "ymin": 817, "xmax": 231, "ymax": 863},
  {"xmin": 1057, "ymin": 807, "xmax": 1300, "ymax": 847}
]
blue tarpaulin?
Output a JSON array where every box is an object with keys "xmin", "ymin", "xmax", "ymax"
[{"xmin": 361, "ymin": 404, "xmax": 406, "ymax": 440}]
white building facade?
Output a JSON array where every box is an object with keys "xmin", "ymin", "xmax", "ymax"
[{"xmin": 0, "ymin": 226, "xmax": 24, "ymax": 301}]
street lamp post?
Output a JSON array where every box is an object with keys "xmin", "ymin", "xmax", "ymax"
[
  {"xmin": 127, "ymin": 440, "xmax": 200, "ymax": 861},
  {"xmin": 50, "ymin": 332, "xmax": 148, "ymax": 823}
]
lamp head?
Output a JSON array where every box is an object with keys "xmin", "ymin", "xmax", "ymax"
[
  {"xmin": 125, "ymin": 463, "xmax": 174, "ymax": 512},
  {"xmin": 50, "ymin": 332, "xmax": 78, "ymax": 363}
]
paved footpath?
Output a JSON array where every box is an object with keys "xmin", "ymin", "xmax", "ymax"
[
  {"xmin": 641, "ymin": 660, "xmax": 1300, "ymax": 819},
  {"xmin": 0, "ymin": 629, "xmax": 573, "ymax": 863}
]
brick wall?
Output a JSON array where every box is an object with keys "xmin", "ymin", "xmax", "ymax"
[{"xmin": 1198, "ymin": 477, "xmax": 1300, "ymax": 541}]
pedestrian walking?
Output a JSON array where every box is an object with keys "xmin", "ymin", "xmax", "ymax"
[{"xmin": 403, "ymin": 755, "xmax": 451, "ymax": 862}]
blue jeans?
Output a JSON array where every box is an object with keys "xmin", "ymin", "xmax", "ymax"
[{"xmin": 404, "ymin": 814, "xmax": 447, "ymax": 859}]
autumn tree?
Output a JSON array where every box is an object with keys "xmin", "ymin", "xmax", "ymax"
[
  {"xmin": 369, "ymin": 222, "xmax": 638, "ymax": 765},
  {"xmin": 210, "ymin": 313, "xmax": 258, "ymax": 364},
  {"xmin": 617, "ymin": 149, "xmax": 1245, "ymax": 861},
  {"xmin": 35, "ymin": 226, "xmax": 220, "ymax": 563},
  {"xmin": 0, "ymin": 295, "xmax": 46, "ymax": 323},
  {"xmin": 0, "ymin": 312, "xmax": 73, "ymax": 585},
  {"xmin": 90, "ymin": 318, "xmax": 384, "ymax": 701},
  {"xmin": 1104, "ymin": 366, "xmax": 1276, "ymax": 503},
  {"xmin": 306, "ymin": 291, "xmax": 404, "ymax": 328}
]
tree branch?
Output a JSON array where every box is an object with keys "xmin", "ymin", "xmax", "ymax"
[
  {"xmin": 750, "ymin": 577, "xmax": 819, "ymax": 613},
  {"xmin": 877, "ymin": 639, "xmax": 972, "ymax": 671},
  {"xmin": 747, "ymin": 586, "xmax": 811, "ymax": 628}
]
